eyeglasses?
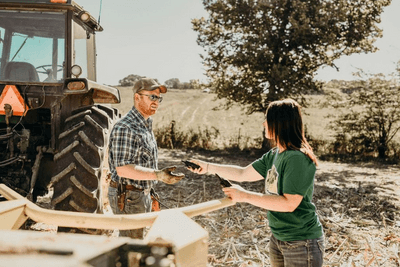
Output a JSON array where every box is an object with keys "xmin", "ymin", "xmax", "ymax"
[{"xmin": 138, "ymin": 93, "xmax": 163, "ymax": 103}]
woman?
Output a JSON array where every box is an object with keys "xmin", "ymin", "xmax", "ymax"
[{"xmin": 188, "ymin": 99, "xmax": 324, "ymax": 267}]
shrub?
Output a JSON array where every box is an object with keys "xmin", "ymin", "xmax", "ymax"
[
  {"xmin": 327, "ymin": 73, "xmax": 400, "ymax": 160},
  {"xmin": 154, "ymin": 121, "xmax": 265, "ymax": 151},
  {"xmin": 154, "ymin": 122, "xmax": 220, "ymax": 150}
]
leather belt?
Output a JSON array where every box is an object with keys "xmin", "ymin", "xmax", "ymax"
[
  {"xmin": 109, "ymin": 180, "xmax": 144, "ymax": 192},
  {"xmin": 109, "ymin": 180, "xmax": 118, "ymax": 188}
]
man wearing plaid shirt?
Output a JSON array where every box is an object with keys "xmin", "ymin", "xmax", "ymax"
[{"xmin": 108, "ymin": 77, "xmax": 185, "ymax": 239}]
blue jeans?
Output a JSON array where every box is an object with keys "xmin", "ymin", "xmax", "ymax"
[
  {"xmin": 108, "ymin": 187, "xmax": 152, "ymax": 239},
  {"xmin": 269, "ymin": 234, "xmax": 324, "ymax": 267}
]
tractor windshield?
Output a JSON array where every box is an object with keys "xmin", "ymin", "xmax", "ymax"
[{"xmin": 0, "ymin": 10, "xmax": 65, "ymax": 83}]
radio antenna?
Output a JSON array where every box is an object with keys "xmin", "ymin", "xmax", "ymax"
[{"xmin": 98, "ymin": 0, "xmax": 103, "ymax": 25}]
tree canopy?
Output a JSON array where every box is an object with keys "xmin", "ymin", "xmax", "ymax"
[
  {"xmin": 192, "ymin": 0, "xmax": 391, "ymax": 114},
  {"xmin": 165, "ymin": 78, "xmax": 181, "ymax": 89},
  {"xmin": 119, "ymin": 76, "xmax": 202, "ymax": 89},
  {"xmin": 119, "ymin": 74, "xmax": 145, "ymax": 87}
]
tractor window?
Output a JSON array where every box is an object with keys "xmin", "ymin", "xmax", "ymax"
[
  {"xmin": 0, "ymin": 10, "xmax": 66, "ymax": 83},
  {"xmin": 73, "ymin": 20, "xmax": 95, "ymax": 80}
]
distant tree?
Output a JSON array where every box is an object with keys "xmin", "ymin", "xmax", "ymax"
[
  {"xmin": 190, "ymin": 79, "xmax": 201, "ymax": 89},
  {"xmin": 119, "ymin": 74, "xmax": 145, "ymax": 86},
  {"xmin": 329, "ymin": 72, "xmax": 400, "ymax": 159},
  {"xmin": 165, "ymin": 78, "xmax": 181, "ymax": 89},
  {"xmin": 192, "ymin": 0, "xmax": 391, "ymax": 114},
  {"xmin": 180, "ymin": 82, "xmax": 191, "ymax": 89}
]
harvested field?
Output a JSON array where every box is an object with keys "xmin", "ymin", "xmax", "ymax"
[
  {"xmin": 30, "ymin": 147, "xmax": 400, "ymax": 266},
  {"xmin": 155, "ymin": 148, "xmax": 400, "ymax": 267},
  {"xmin": 28, "ymin": 85, "xmax": 400, "ymax": 266}
]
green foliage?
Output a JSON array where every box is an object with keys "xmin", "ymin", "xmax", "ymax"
[
  {"xmin": 328, "ymin": 73, "xmax": 400, "ymax": 159},
  {"xmin": 192, "ymin": 0, "xmax": 391, "ymax": 114},
  {"xmin": 119, "ymin": 74, "xmax": 164, "ymax": 87},
  {"xmin": 164, "ymin": 78, "xmax": 202, "ymax": 89},
  {"xmin": 164, "ymin": 78, "xmax": 181, "ymax": 89},
  {"xmin": 112, "ymin": 84, "xmax": 399, "ymax": 162},
  {"xmin": 119, "ymin": 74, "xmax": 145, "ymax": 86},
  {"xmin": 154, "ymin": 120, "xmax": 265, "ymax": 151},
  {"xmin": 154, "ymin": 123, "xmax": 221, "ymax": 150}
]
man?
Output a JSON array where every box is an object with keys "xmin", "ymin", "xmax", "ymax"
[{"xmin": 108, "ymin": 77, "xmax": 184, "ymax": 239}]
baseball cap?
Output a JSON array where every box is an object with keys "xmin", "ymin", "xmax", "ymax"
[{"xmin": 133, "ymin": 78, "xmax": 167, "ymax": 94}]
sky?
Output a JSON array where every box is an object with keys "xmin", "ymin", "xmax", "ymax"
[{"xmin": 78, "ymin": 0, "xmax": 400, "ymax": 86}]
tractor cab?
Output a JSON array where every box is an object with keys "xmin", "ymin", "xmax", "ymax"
[
  {"xmin": 0, "ymin": 0, "xmax": 99, "ymax": 84},
  {"xmin": 0, "ymin": 0, "xmax": 120, "ymax": 216}
]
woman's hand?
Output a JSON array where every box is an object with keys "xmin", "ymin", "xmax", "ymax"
[
  {"xmin": 222, "ymin": 184, "xmax": 248, "ymax": 203},
  {"xmin": 185, "ymin": 159, "xmax": 209, "ymax": 175}
]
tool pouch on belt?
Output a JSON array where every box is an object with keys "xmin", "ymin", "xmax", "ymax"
[
  {"xmin": 117, "ymin": 183, "xmax": 126, "ymax": 212},
  {"xmin": 150, "ymin": 188, "xmax": 160, "ymax": 212}
]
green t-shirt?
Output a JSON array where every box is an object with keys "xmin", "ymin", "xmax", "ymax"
[{"xmin": 252, "ymin": 148, "xmax": 323, "ymax": 241}]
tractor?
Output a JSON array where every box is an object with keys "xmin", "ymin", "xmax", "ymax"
[{"xmin": 0, "ymin": 0, "xmax": 121, "ymax": 227}]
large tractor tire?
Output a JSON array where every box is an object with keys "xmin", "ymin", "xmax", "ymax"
[{"xmin": 50, "ymin": 105, "xmax": 119, "ymax": 233}]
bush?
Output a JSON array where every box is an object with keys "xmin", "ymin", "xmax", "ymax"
[
  {"xmin": 154, "ymin": 122, "xmax": 220, "ymax": 150},
  {"xmin": 154, "ymin": 121, "xmax": 264, "ymax": 151},
  {"xmin": 327, "ymin": 74, "xmax": 400, "ymax": 160}
]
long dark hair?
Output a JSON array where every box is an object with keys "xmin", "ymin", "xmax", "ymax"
[{"xmin": 266, "ymin": 99, "xmax": 318, "ymax": 165}]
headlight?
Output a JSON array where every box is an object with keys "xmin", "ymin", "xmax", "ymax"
[
  {"xmin": 67, "ymin": 81, "xmax": 86, "ymax": 90},
  {"xmin": 80, "ymin": 12, "xmax": 90, "ymax": 22},
  {"xmin": 71, "ymin": 65, "xmax": 82, "ymax": 78}
]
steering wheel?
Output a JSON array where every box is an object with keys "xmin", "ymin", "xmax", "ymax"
[{"xmin": 35, "ymin": 64, "xmax": 63, "ymax": 74}]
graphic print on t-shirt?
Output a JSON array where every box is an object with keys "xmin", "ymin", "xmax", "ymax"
[{"xmin": 265, "ymin": 164, "xmax": 278, "ymax": 195}]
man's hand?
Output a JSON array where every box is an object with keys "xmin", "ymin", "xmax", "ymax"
[{"xmin": 155, "ymin": 166, "xmax": 185, "ymax": 184}]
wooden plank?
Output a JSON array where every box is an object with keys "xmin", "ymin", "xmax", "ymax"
[
  {"xmin": 0, "ymin": 184, "xmax": 234, "ymax": 230},
  {"xmin": 145, "ymin": 210, "xmax": 209, "ymax": 267},
  {"xmin": 0, "ymin": 183, "xmax": 24, "ymax": 200},
  {"xmin": 0, "ymin": 199, "xmax": 28, "ymax": 230},
  {"xmin": 0, "ymin": 229, "xmax": 131, "ymax": 267}
]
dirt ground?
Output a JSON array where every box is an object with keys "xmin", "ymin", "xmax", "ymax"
[
  {"xmin": 155, "ymin": 148, "xmax": 400, "ymax": 267},
  {"xmin": 32, "ymin": 148, "xmax": 400, "ymax": 266}
]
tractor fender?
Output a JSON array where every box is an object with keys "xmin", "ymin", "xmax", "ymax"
[{"xmin": 63, "ymin": 78, "xmax": 121, "ymax": 104}]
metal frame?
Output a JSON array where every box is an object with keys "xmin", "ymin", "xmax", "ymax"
[
  {"xmin": 0, "ymin": 183, "xmax": 234, "ymax": 266},
  {"xmin": 0, "ymin": 183, "xmax": 234, "ymax": 230}
]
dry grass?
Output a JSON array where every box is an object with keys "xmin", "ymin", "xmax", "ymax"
[
  {"xmin": 111, "ymin": 86, "xmax": 355, "ymax": 146},
  {"xmin": 113, "ymin": 87, "xmax": 268, "ymax": 146},
  {"xmin": 155, "ymin": 148, "xmax": 400, "ymax": 267},
  {"xmin": 30, "ymin": 141, "xmax": 400, "ymax": 266},
  {"xmin": 22, "ymin": 86, "xmax": 400, "ymax": 266},
  {"xmin": 108, "ymin": 86, "xmax": 400, "ymax": 265}
]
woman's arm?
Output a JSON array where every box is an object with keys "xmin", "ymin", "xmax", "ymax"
[
  {"xmin": 189, "ymin": 159, "xmax": 264, "ymax": 182},
  {"xmin": 223, "ymin": 185, "xmax": 303, "ymax": 212}
]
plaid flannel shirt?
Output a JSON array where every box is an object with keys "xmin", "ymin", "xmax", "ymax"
[{"xmin": 108, "ymin": 106, "xmax": 158, "ymax": 189}]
